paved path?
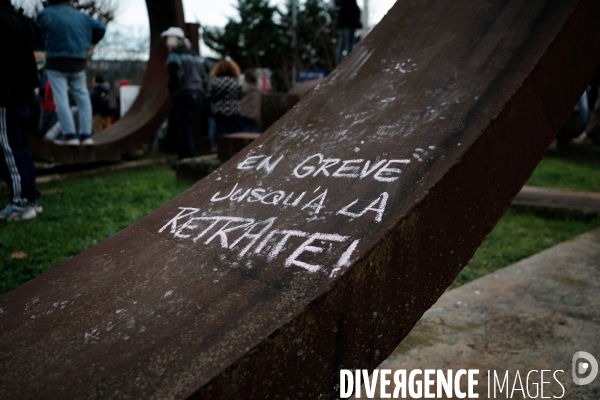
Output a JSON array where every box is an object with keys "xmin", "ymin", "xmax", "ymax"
[{"xmin": 368, "ymin": 228, "xmax": 600, "ymax": 399}]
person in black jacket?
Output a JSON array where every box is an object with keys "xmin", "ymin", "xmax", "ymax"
[
  {"xmin": 334, "ymin": 0, "xmax": 362, "ymax": 66},
  {"xmin": 0, "ymin": 0, "xmax": 42, "ymax": 220},
  {"xmin": 90, "ymin": 75, "xmax": 112, "ymax": 133},
  {"xmin": 161, "ymin": 27, "xmax": 209, "ymax": 159}
]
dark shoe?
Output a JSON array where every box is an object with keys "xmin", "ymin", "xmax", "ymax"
[
  {"xmin": 54, "ymin": 134, "xmax": 80, "ymax": 146},
  {"xmin": 80, "ymin": 134, "xmax": 94, "ymax": 145},
  {"xmin": 0, "ymin": 203, "xmax": 36, "ymax": 220}
]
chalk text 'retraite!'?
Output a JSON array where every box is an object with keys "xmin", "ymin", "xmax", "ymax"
[{"xmin": 158, "ymin": 208, "xmax": 361, "ymax": 276}]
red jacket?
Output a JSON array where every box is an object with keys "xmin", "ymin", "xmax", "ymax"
[{"xmin": 43, "ymin": 80, "xmax": 56, "ymax": 112}]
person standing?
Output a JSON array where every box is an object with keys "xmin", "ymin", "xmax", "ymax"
[
  {"xmin": 36, "ymin": 0, "xmax": 105, "ymax": 145},
  {"xmin": 162, "ymin": 27, "xmax": 209, "ymax": 159},
  {"xmin": 90, "ymin": 75, "xmax": 112, "ymax": 133},
  {"xmin": 0, "ymin": 0, "xmax": 42, "ymax": 220},
  {"xmin": 334, "ymin": 0, "xmax": 362, "ymax": 66},
  {"xmin": 209, "ymin": 60, "xmax": 243, "ymax": 136}
]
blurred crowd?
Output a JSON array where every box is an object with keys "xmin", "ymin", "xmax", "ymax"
[
  {"xmin": 162, "ymin": 26, "xmax": 264, "ymax": 159},
  {"xmin": 0, "ymin": 0, "xmax": 272, "ymax": 221},
  {"xmin": 0, "ymin": 0, "xmax": 365, "ymax": 222}
]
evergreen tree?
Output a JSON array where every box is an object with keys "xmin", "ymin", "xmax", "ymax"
[
  {"xmin": 203, "ymin": 0, "xmax": 337, "ymax": 91},
  {"xmin": 286, "ymin": 0, "xmax": 336, "ymax": 73},
  {"xmin": 203, "ymin": 0, "xmax": 285, "ymax": 70}
]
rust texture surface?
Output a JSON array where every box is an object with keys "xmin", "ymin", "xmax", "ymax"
[
  {"xmin": 260, "ymin": 93, "xmax": 300, "ymax": 132},
  {"xmin": 217, "ymin": 133, "xmax": 261, "ymax": 161},
  {"xmin": 29, "ymin": 0, "xmax": 185, "ymax": 164},
  {"xmin": 2, "ymin": 0, "xmax": 600, "ymax": 398}
]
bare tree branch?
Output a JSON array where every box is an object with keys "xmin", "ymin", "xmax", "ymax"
[
  {"xmin": 71, "ymin": 0, "xmax": 120, "ymax": 25},
  {"xmin": 93, "ymin": 25, "xmax": 150, "ymax": 61},
  {"xmin": 11, "ymin": 0, "xmax": 120, "ymax": 24},
  {"xmin": 11, "ymin": 0, "xmax": 43, "ymax": 17}
]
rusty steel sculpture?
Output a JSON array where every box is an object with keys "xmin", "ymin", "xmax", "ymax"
[{"xmin": 2, "ymin": 0, "xmax": 600, "ymax": 398}]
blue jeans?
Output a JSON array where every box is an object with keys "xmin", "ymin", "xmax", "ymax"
[
  {"xmin": 208, "ymin": 117, "xmax": 216, "ymax": 147},
  {"xmin": 336, "ymin": 28, "xmax": 356, "ymax": 66},
  {"xmin": 46, "ymin": 69, "xmax": 92, "ymax": 135},
  {"xmin": 215, "ymin": 115, "xmax": 241, "ymax": 136},
  {"xmin": 239, "ymin": 116, "xmax": 260, "ymax": 133}
]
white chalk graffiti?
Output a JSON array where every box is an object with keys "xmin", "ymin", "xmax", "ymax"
[
  {"xmin": 237, "ymin": 155, "xmax": 284, "ymax": 174},
  {"xmin": 159, "ymin": 209, "xmax": 360, "ymax": 274},
  {"xmin": 292, "ymin": 153, "xmax": 410, "ymax": 182},
  {"xmin": 337, "ymin": 192, "xmax": 389, "ymax": 223},
  {"xmin": 158, "ymin": 150, "xmax": 431, "ymax": 277},
  {"xmin": 84, "ymin": 328, "xmax": 100, "ymax": 344},
  {"xmin": 211, "ymin": 183, "xmax": 326, "ymax": 213}
]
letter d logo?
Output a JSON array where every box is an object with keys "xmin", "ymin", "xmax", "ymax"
[{"xmin": 572, "ymin": 351, "xmax": 598, "ymax": 385}]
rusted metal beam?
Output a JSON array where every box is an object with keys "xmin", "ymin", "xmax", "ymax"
[
  {"xmin": 3, "ymin": 0, "xmax": 600, "ymax": 398},
  {"xmin": 217, "ymin": 133, "xmax": 260, "ymax": 161},
  {"xmin": 29, "ymin": 0, "xmax": 185, "ymax": 164},
  {"xmin": 185, "ymin": 23, "xmax": 201, "ymax": 55}
]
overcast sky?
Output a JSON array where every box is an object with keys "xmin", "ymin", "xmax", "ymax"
[{"xmin": 111, "ymin": 0, "xmax": 397, "ymax": 57}]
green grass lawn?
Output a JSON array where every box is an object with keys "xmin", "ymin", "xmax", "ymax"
[
  {"xmin": 453, "ymin": 153, "xmax": 600, "ymax": 288},
  {"xmin": 0, "ymin": 166, "xmax": 191, "ymax": 294},
  {"xmin": 526, "ymin": 153, "xmax": 600, "ymax": 191},
  {"xmin": 451, "ymin": 209, "xmax": 600, "ymax": 289},
  {"xmin": 1, "ymin": 155, "xmax": 600, "ymax": 295}
]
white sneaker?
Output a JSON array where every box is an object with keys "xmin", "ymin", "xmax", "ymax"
[
  {"xmin": 0, "ymin": 203, "xmax": 36, "ymax": 221},
  {"xmin": 54, "ymin": 134, "xmax": 80, "ymax": 146},
  {"xmin": 33, "ymin": 201, "xmax": 43, "ymax": 214},
  {"xmin": 44, "ymin": 126, "xmax": 60, "ymax": 141},
  {"xmin": 79, "ymin": 134, "xmax": 94, "ymax": 145}
]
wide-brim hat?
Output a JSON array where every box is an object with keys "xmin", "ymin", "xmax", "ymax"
[{"xmin": 160, "ymin": 27, "xmax": 185, "ymax": 39}]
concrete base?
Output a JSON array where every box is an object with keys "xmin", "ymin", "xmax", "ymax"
[
  {"xmin": 513, "ymin": 186, "xmax": 600, "ymax": 218},
  {"xmin": 367, "ymin": 229, "xmax": 600, "ymax": 399}
]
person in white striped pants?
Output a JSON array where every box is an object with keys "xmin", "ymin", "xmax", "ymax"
[{"xmin": 0, "ymin": 0, "xmax": 42, "ymax": 220}]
